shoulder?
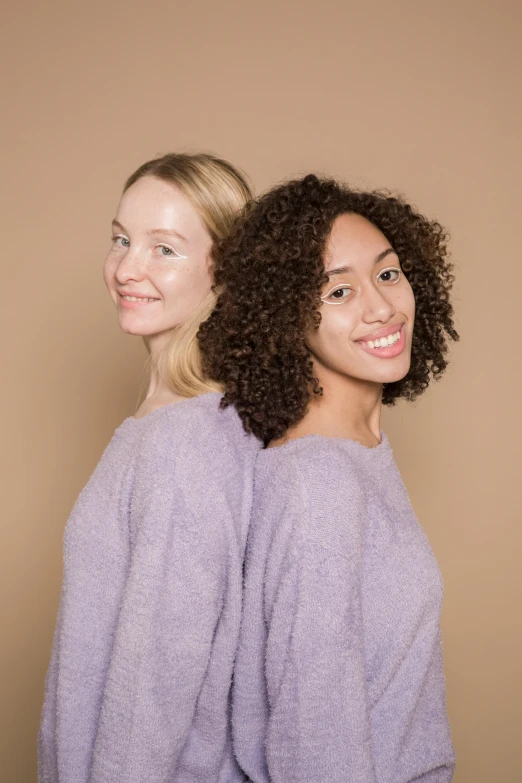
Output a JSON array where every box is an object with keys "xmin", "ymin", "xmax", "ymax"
[
  {"xmin": 78, "ymin": 415, "xmax": 144, "ymax": 493},
  {"xmin": 135, "ymin": 393, "xmax": 259, "ymax": 465},
  {"xmin": 130, "ymin": 395, "xmax": 261, "ymax": 526},
  {"xmin": 258, "ymin": 437, "xmax": 367, "ymax": 502},
  {"xmin": 138, "ymin": 391, "xmax": 256, "ymax": 445},
  {"xmin": 255, "ymin": 438, "xmax": 369, "ymax": 555}
]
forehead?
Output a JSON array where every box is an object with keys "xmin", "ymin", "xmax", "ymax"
[
  {"xmin": 325, "ymin": 213, "xmax": 390, "ymax": 271},
  {"xmin": 115, "ymin": 176, "xmax": 207, "ymax": 236}
]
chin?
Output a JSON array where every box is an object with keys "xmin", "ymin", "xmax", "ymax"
[
  {"xmin": 349, "ymin": 355, "xmax": 412, "ymax": 386},
  {"xmin": 371, "ymin": 363, "xmax": 411, "ymax": 385},
  {"xmin": 117, "ymin": 317, "xmax": 153, "ymax": 337}
]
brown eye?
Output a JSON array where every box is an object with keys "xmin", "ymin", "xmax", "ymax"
[
  {"xmin": 378, "ymin": 267, "xmax": 401, "ymax": 284},
  {"xmin": 321, "ymin": 285, "xmax": 354, "ymax": 305}
]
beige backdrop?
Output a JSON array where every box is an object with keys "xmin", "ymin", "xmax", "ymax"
[{"xmin": 1, "ymin": 1, "xmax": 521, "ymax": 780}]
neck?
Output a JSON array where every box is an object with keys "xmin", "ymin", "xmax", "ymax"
[
  {"xmin": 134, "ymin": 332, "xmax": 185, "ymax": 418},
  {"xmin": 145, "ymin": 332, "xmax": 169, "ymax": 397},
  {"xmin": 276, "ymin": 366, "xmax": 383, "ymax": 448}
]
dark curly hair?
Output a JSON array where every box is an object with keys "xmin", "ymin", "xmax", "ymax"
[{"xmin": 198, "ymin": 174, "xmax": 459, "ymax": 443}]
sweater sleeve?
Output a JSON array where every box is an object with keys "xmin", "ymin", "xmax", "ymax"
[
  {"xmin": 261, "ymin": 449, "xmax": 377, "ymax": 783},
  {"xmin": 87, "ymin": 409, "xmax": 231, "ymax": 782},
  {"xmin": 38, "ymin": 434, "xmax": 133, "ymax": 783}
]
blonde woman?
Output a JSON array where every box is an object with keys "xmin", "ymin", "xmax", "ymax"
[{"xmin": 38, "ymin": 153, "xmax": 259, "ymax": 783}]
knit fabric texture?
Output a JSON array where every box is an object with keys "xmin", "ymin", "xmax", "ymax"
[
  {"xmin": 232, "ymin": 433, "xmax": 456, "ymax": 783},
  {"xmin": 38, "ymin": 393, "xmax": 260, "ymax": 783}
]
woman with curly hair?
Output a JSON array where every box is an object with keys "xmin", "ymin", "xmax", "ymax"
[{"xmin": 199, "ymin": 174, "xmax": 458, "ymax": 782}]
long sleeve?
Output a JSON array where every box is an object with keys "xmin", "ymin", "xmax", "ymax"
[
  {"xmin": 233, "ymin": 434, "xmax": 455, "ymax": 783},
  {"xmin": 264, "ymin": 454, "xmax": 376, "ymax": 782},
  {"xmin": 89, "ymin": 422, "xmax": 227, "ymax": 781},
  {"xmin": 39, "ymin": 394, "xmax": 258, "ymax": 783},
  {"xmin": 88, "ymin": 398, "xmax": 256, "ymax": 782},
  {"xmin": 38, "ymin": 428, "xmax": 134, "ymax": 783},
  {"xmin": 234, "ymin": 446, "xmax": 377, "ymax": 783}
]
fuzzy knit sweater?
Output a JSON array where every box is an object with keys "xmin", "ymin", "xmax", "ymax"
[
  {"xmin": 233, "ymin": 433, "xmax": 456, "ymax": 783},
  {"xmin": 38, "ymin": 393, "xmax": 260, "ymax": 783}
]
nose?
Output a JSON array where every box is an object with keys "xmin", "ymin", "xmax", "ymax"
[
  {"xmin": 115, "ymin": 246, "xmax": 147, "ymax": 284},
  {"xmin": 360, "ymin": 280, "xmax": 396, "ymax": 324}
]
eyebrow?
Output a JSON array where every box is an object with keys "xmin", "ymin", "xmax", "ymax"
[
  {"xmin": 326, "ymin": 247, "xmax": 397, "ymax": 277},
  {"xmin": 111, "ymin": 220, "xmax": 188, "ymax": 243}
]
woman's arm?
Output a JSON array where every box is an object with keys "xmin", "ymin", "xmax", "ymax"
[
  {"xmin": 88, "ymin": 401, "xmax": 249, "ymax": 782},
  {"xmin": 40, "ymin": 396, "xmax": 256, "ymax": 783},
  {"xmin": 261, "ymin": 450, "xmax": 376, "ymax": 782},
  {"xmin": 38, "ymin": 434, "xmax": 133, "ymax": 783},
  {"xmin": 88, "ymin": 480, "xmax": 226, "ymax": 780}
]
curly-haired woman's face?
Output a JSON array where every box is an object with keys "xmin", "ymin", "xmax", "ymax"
[
  {"xmin": 307, "ymin": 213, "xmax": 415, "ymax": 388},
  {"xmin": 103, "ymin": 175, "xmax": 213, "ymax": 348}
]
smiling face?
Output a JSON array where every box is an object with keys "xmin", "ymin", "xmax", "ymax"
[
  {"xmin": 103, "ymin": 175, "xmax": 213, "ymax": 349},
  {"xmin": 307, "ymin": 212, "xmax": 416, "ymax": 388}
]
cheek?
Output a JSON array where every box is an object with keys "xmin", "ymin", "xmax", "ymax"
[
  {"xmin": 308, "ymin": 307, "xmax": 357, "ymax": 353},
  {"xmin": 322, "ymin": 306, "xmax": 358, "ymax": 339},
  {"xmin": 153, "ymin": 260, "xmax": 212, "ymax": 304},
  {"xmin": 409, "ymin": 287, "xmax": 416, "ymax": 321},
  {"xmin": 398, "ymin": 279, "xmax": 415, "ymax": 321},
  {"xmin": 103, "ymin": 255, "xmax": 116, "ymax": 289}
]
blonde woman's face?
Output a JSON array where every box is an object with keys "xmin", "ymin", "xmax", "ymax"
[{"xmin": 104, "ymin": 176, "xmax": 213, "ymax": 345}]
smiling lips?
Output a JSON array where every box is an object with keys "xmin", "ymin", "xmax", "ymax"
[
  {"xmin": 119, "ymin": 292, "xmax": 160, "ymax": 308},
  {"xmin": 357, "ymin": 324, "xmax": 406, "ymax": 358}
]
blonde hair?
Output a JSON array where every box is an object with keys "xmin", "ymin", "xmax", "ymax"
[{"xmin": 124, "ymin": 152, "xmax": 252, "ymax": 398}]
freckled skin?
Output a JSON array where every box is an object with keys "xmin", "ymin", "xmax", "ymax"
[
  {"xmin": 103, "ymin": 176, "xmax": 213, "ymax": 354},
  {"xmin": 307, "ymin": 213, "xmax": 416, "ymax": 388}
]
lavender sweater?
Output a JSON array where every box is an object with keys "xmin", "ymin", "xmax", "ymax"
[
  {"xmin": 233, "ymin": 433, "xmax": 455, "ymax": 782},
  {"xmin": 38, "ymin": 393, "xmax": 260, "ymax": 783}
]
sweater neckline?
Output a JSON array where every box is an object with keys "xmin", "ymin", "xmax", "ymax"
[
  {"xmin": 116, "ymin": 392, "xmax": 222, "ymax": 431},
  {"xmin": 263, "ymin": 430, "xmax": 388, "ymax": 453},
  {"xmin": 258, "ymin": 431, "xmax": 393, "ymax": 468}
]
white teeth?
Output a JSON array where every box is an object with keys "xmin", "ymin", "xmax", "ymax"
[
  {"xmin": 122, "ymin": 295, "xmax": 157, "ymax": 303},
  {"xmin": 365, "ymin": 329, "xmax": 401, "ymax": 349}
]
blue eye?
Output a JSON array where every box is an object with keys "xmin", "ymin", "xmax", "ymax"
[
  {"xmin": 378, "ymin": 267, "xmax": 401, "ymax": 283},
  {"xmin": 155, "ymin": 243, "xmax": 183, "ymax": 259},
  {"xmin": 112, "ymin": 235, "xmax": 130, "ymax": 248}
]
